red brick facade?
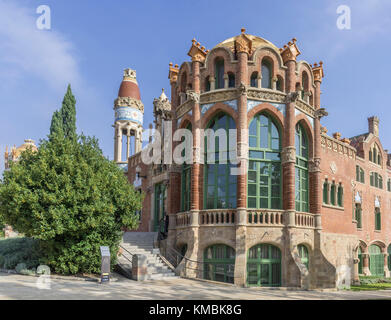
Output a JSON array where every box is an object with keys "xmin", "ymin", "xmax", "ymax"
[{"xmin": 124, "ymin": 30, "xmax": 391, "ymax": 287}]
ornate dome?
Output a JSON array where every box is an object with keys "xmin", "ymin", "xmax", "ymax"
[
  {"xmin": 118, "ymin": 68, "xmax": 141, "ymax": 100},
  {"xmin": 213, "ymin": 32, "xmax": 280, "ymax": 53}
]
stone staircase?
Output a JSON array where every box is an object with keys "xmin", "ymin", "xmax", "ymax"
[{"xmin": 116, "ymin": 232, "xmax": 177, "ymax": 280}]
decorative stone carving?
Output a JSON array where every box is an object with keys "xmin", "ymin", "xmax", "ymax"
[
  {"xmin": 238, "ymin": 82, "xmax": 248, "ymax": 96},
  {"xmin": 114, "ymin": 97, "xmax": 144, "ymax": 113},
  {"xmin": 330, "ymin": 161, "xmax": 337, "ymax": 174},
  {"xmin": 286, "ymin": 91, "xmax": 299, "ymax": 103},
  {"xmin": 200, "ymin": 89, "xmax": 238, "ymax": 105},
  {"xmin": 247, "ymin": 88, "xmax": 286, "ymax": 104},
  {"xmin": 321, "ymin": 134, "xmax": 356, "ymax": 159},
  {"xmin": 186, "ymin": 90, "xmax": 200, "ymax": 103},
  {"xmin": 314, "ymin": 108, "xmax": 328, "ymax": 119},
  {"xmin": 281, "ymin": 146, "xmax": 296, "ymax": 164},
  {"xmin": 309, "ymin": 158, "xmax": 321, "ymax": 173}
]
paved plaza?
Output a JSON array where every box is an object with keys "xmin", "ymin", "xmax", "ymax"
[{"xmin": 1, "ymin": 272, "xmax": 391, "ymax": 300}]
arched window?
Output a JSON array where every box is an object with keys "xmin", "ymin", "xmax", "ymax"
[
  {"xmin": 261, "ymin": 59, "xmax": 272, "ymax": 89},
  {"xmin": 204, "ymin": 244, "xmax": 235, "ymax": 284},
  {"xmin": 181, "ymin": 123, "xmax": 192, "ymax": 212},
  {"xmin": 330, "ymin": 182, "xmax": 336, "ymax": 206},
  {"xmin": 181, "ymin": 72, "xmax": 187, "ymax": 94},
  {"xmin": 337, "ymin": 184, "xmax": 344, "ymax": 207},
  {"xmin": 370, "ymin": 172, "xmax": 383, "ymax": 189},
  {"xmin": 295, "ymin": 123, "xmax": 309, "ymax": 212},
  {"xmin": 355, "ymin": 203, "xmax": 362, "ymax": 229},
  {"xmin": 369, "ymin": 244, "xmax": 384, "ymax": 276},
  {"xmin": 204, "ymin": 113, "xmax": 237, "ymax": 209},
  {"xmin": 356, "ymin": 165, "xmax": 365, "ymax": 183},
  {"xmin": 250, "ymin": 72, "xmax": 258, "ymax": 87},
  {"xmin": 228, "ymin": 72, "xmax": 235, "ymax": 88},
  {"xmin": 247, "ymin": 244, "xmax": 281, "ymax": 287},
  {"xmin": 298, "ymin": 244, "xmax": 309, "ymax": 269},
  {"xmin": 247, "ymin": 114, "xmax": 281, "ymax": 209},
  {"xmin": 323, "ymin": 180, "xmax": 329, "ymax": 204},
  {"xmin": 370, "ymin": 144, "xmax": 382, "ymax": 165},
  {"xmin": 375, "ymin": 208, "xmax": 381, "ymax": 231},
  {"xmin": 215, "ymin": 58, "xmax": 225, "ymax": 89}
]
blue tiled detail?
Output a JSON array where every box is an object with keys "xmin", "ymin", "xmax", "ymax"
[{"xmin": 247, "ymin": 100, "xmax": 286, "ymax": 117}]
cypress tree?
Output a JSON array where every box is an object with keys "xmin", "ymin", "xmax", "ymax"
[
  {"xmin": 61, "ymin": 84, "xmax": 77, "ymax": 140},
  {"xmin": 49, "ymin": 110, "xmax": 64, "ymax": 138}
]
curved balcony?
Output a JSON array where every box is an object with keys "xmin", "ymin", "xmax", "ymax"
[{"xmin": 174, "ymin": 209, "xmax": 317, "ymax": 229}]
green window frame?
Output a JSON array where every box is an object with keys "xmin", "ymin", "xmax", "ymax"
[
  {"xmin": 337, "ymin": 184, "xmax": 343, "ymax": 207},
  {"xmin": 247, "ymin": 244, "xmax": 281, "ymax": 287},
  {"xmin": 370, "ymin": 172, "xmax": 383, "ymax": 189},
  {"xmin": 295, "ymin": 123, "xmax": 309, "ymax": 212},
  {"xmin": 388, "ymin": 179, "xmax": 391, "ymax": 192},
  {"xmin": 215, "ymin": 58, "xmax": 225, "ymax": 89},
  {"xmin": 204, "ymin": 113, "xmax": 237, "ymax": 209},
  {"xmin": 154, "ymin": 183, "xmax": 166, "ymax": 232},
  {"xmin": 355, "ymin": 203, "xmax": 362, "ymax": 229},
  {"xmin": 181, "ymin": 124, "xmax": 192, "ymax": 212},
  {"xmin": 323, "ymin": 180, "xmax": 329, "ymax": 204},
  {"xmin": 247, "ymin": 113, "xmax": 282, "ymax": 209},
  {"xmin": 370, "ymin": 145, "xmax": 382, "ymax": 165},
  {"xmin": 298, "ymin": 244, "xmax": 309, "ymax": 269},
  {"xmin": 358, "ymin": 247, "xmax": 363, "ymax": 274},
  {"xmin": 204, "ymin": 244, "xmax": 235, "ymax": 284},
  {"xmin": 375, "ymin": 208, "xmax": 381, "ymax": 231},
  {"xmin": 369, "ymin": 245, "xmax": 384, "ymax": 276},
  {"xmin": 330, "ymin": 182, "xmax": 336, "ymax": 206}
]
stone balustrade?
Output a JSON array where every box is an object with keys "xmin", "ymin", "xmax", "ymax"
[
  {"xmin": 199, "ymin": 209, "xmax": 236, "ymax": 226},
  {"xmin": 175, "ymin": 212, "xmax": 191, "ymax": 228},
  {"xmin": 295, "ymin": 212, "xmax": 315, "ymax": 228},
  {"xmin": 247, "ymin": 209, "xmax": 284, "ymax": 226}
]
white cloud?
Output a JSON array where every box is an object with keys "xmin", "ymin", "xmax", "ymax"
[{"xmin": 0, "ymin": 0, "xmax": 81, "ymax": 92}]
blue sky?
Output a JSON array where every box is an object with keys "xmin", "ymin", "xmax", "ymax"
[{"xmin": 1, "ymin": 0, "xmax": 390, "ymax": 171}]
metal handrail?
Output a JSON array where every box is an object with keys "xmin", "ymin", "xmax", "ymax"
[{"xmin": 119, "ymin": 244, "xmax": 134, "ymax": 258}]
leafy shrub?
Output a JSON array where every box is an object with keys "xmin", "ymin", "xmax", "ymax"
[
  {"xmin": 0, "ymin": 237, "xmax": 41, "ymax": 270},
  {"xmin": 15, "ymin": 263, "xmax": 36, "ymax": 275}
]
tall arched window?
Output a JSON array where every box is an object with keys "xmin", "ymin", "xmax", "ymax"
[
  {"xmin": 215, "ymin": 58, "xmax": 225, "ymax": 89},
  {"xmin": 250, "ymin": 72, "xmax": 258, "ymax": 87},
  {"xmin": 181, "ymin": 123, "xmax": 192, "ymax": 212},
  {"xmin": 248, "ymin": 114, "xmax": 282, "ymax": 209},
  {"xmin": 261, "ymin": 59, "xmax": 272, "ymax": 89},
  {"xmin": 295, "ymin": 123, "xmax": 309, "ymax": 212},
  {"xmin": 276, "ymin": 76, "xmax": 283, "ymax": 91},
  {"xmin": 204, "ymin": 244, "xmax": 235, "ymax": 284},
  {"xmin": 337, "ymin": 184, "xmax": 344, "ymax": 207},
  {"xmin": 330, "ymin": 181, "xmax": 336, "ymax": 206},
  {"xmin": 204, "ymin": 113, "xmax": 237, "ymax": 209},
  {"xmin": 370, "ymin": 144, "xmax": 382, "ymax": 165},
  {"xmin": 205, "ymin": 76, "xmax": 211, "ymax": 92},
  {"xmin": 356, "ymin": 165, "xmax": 365, "ymax": 183},
  {"xmin": 301, "ymin": 72, "xmax": 309, "ymax": 100}
]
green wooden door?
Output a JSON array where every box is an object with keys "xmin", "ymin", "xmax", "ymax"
[
  {"xmin": 247, "ymin": 244, "xmax": 281, "ymax": 287},
  {"xmin": 369, "ymin": 245, "xmax": 384, "ymax": 277},
  {"xmin": 388, "ymin": 245, "xmax": 391, "ymax": 272},
  {"xmin": 358, "ymin": 247, "xmax": 363, "ymax": 275},
  {"xmin": 154, "ymin": 183, "xmax": 166, "ymax": 232}
]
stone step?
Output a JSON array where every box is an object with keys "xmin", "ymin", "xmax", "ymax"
[{"xmin": 147, "ymin": 273, "xmax": 177, "ymax": 280}]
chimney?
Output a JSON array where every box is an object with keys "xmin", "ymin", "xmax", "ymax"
[{"xmin": 368, "ymin": 116, "xmax": 379, "ymax": 137}]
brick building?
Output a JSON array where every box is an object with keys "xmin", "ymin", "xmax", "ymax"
[{"xmin": 116, "ymin": 29, "xmax": 391, "ymax": 288}]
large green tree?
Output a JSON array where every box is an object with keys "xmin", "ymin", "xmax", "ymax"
[{"xmin": 1, "ymin": 97, "xmax": 142, "ymax": 274}]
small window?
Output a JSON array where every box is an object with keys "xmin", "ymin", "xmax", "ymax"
[
  {"xmin": 298, "ymin": 244, "xmax": 309, "ymax": 269},
  {"xmin": 250, "ymin": 72, "xmax": 258, "ymax": 87},
  {"xmin": 228, "ymin": 72, "xmax": 235, "ymax": 88},
  {"xmin": 355, "ymin": 203, "xmax": 362, "ymax": 229},
  {"xmin": 276, "ymin": 77, "xmax": 283, "ymax": 91},
  {"xmin": 215, "ymin": 58, "xmax": 225, "ymax": 89},
  {"xmin": 388, "ymin": 179, "xmax": 391, "ymax": 192},
  {"xmin": 323, "ymin": 180, "xmax": 329, "ymax": 204}
]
